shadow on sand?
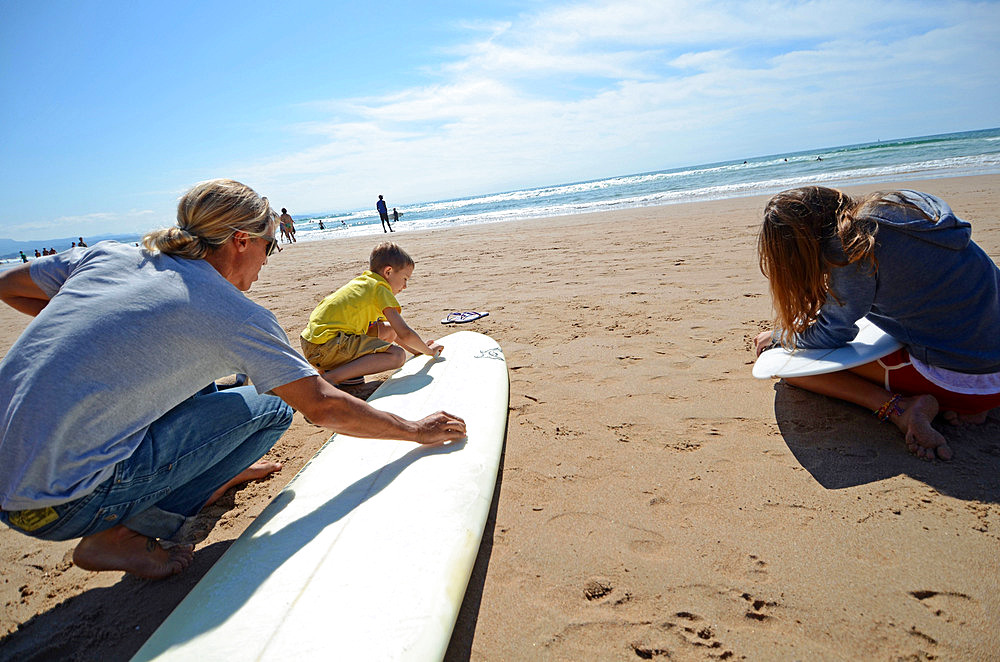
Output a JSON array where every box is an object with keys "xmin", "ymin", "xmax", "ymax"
[{"xmin": 773, "ymin": 381, "xmax": 1000, "ymax": 504}]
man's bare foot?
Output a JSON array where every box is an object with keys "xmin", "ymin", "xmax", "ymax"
[
  {"xmin": 942, "ymin": 410, "xmax": 989, "ymax": 425},
  {"xmin": 73, "ymin": 525, "xmax": 194, "ymax": 579},
  {"xmin": 890, "ymin": 395, "xmax": 952, "ymax": 460},
  {"xmin": 206, "ymin": 460, "xmax": 282, "ymax": 506}
]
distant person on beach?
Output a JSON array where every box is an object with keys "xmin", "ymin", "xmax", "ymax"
[
  {"xmin": 0, "ymin": 179, "xmax": 465, "ymax": 580},
  {"xmin": 279, "ymin": 208, "xmax": 296, "ymax": 243},
  {"xmin": 754, "ymin": 187, "xmax": 1000, "ymax": 461},
  {"xmin": 300, "ymin": 242, "xmax": 441, "ymax": 386},
  {"xmin": 77, "ymin": 237, "xmax": 87, "ymax": 247},
  {"xmin": 376, "ymin": 195, "xmax": 393, "ymax": 233},
  {"xmin": 18, "ymin": 251, "xmax": 28, "ymax": 263},
  {"xmin": 319, "ymin": 220, "xmax": 325, "ymax": 230},
  {"xmin": 393, "ymin": 208, "xmax": 400, "ymax": 223}
]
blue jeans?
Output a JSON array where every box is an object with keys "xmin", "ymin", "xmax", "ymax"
[{"xmin": 1, "ymin": 386, "xmax": 292, "ymax": 543}]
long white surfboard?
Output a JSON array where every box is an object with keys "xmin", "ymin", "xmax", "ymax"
[
  {"xmin": 132, "ymin": 330, "xmax": 508, "ymax": 662},
  {"xmin": 752, "ymin": 317, "xmax": 902, "ymax": 379}
]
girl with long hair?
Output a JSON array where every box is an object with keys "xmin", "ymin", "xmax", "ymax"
[{"xmin": 755, "ymin": 186, "xmax": 1000, "ymax": 460}]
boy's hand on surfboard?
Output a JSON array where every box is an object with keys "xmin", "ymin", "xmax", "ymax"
[
  {"xmin": 428, "ymin": 341, "xmax": 444, "ymax": 357},
  {"xmin": 414, "ymin": 411, "xmax": 467, "ymax": 445}
]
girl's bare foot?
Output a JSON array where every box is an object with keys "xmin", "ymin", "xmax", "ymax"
[
  {"xmin": 942, "ymin": 410, "xmax": 989, "ymax": 425},
  {"xmin": 206, "ymin": 460, "xmax": 282, "ymax": 506},
  {"xmin": 73, "ymin": 525, "xmax": 194, "ymax": 579},
  {"xmin": 890, "ymin": 395, "xmax": 952, "ymax": 460}
]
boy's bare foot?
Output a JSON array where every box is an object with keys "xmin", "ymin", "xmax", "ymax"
[
  {"xmin": 890, "ymin": 395, "xmax": 952, "ymax": 460},
  {"xmin": 73, "ymin": 525, "xmax": 194, "ymax": 579},
  {"xmin": 206, "ymin": 460, "xmax": 282, "ymax": 506},
  {"xmin": 942, "ymin": 410, "xmax": 989, "ymax": 425}
]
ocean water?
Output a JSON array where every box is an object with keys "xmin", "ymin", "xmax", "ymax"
[
  {"xmin": 2, "ymin": 127, "xmax": 999, "ymax": 268},
  {"xmin": 289, "ymin": 127, "xmax": 1000, "ymax": 242}
]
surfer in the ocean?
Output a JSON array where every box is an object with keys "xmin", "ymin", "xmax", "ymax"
[{"xmin": 754, "ymin": 186, "xmax": 1000, "ymax": 460}]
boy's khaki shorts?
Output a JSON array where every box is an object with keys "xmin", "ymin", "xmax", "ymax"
[{"xmin": 300, "ymin": 332, "xmax": 392, "ymax": 371}]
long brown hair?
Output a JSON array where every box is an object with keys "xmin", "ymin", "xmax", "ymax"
[{"xmin": 757, "ymin": 186, "xmax": 925, "ymax": 345}]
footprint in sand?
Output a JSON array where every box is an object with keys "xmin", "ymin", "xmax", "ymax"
[
  {"xmin": 739, "ymin": 591, "xmax": 779, "ymax": 622},
  {"xmin": 909, "ymin": 589, "xmax": 975, "ymax": 625}
]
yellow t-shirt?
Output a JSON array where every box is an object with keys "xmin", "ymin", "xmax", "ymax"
[{"xmin": 301, "ymin": 271, "xmax": 401, "ymax": 344}]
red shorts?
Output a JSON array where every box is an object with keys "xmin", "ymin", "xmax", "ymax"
[{"xmin": 878, "ymin": 349, "xmax": 1000, "ymax": 415}]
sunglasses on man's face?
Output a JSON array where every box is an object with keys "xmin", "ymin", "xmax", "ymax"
[{"xmin": 264, "ymin": 236, "xmax": 278, "ymax": 257}]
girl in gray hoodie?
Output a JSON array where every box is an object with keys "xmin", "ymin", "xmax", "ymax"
[{"xmin": 755, "ymin": 186, "xmax": 1000, "ymax": 461}]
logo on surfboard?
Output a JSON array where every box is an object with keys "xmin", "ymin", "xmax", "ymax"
[{"xmin": 474, "ymin": 347, "xmax": 504, "ymax": 361}]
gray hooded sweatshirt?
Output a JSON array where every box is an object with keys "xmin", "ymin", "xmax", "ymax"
[{"xmin": 794, "ymin": 190, "xmax": 1000, "ymax": 374}]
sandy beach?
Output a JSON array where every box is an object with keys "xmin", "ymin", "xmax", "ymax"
[{"xmin": 1, "ymin": 175, "xmax": 998, "ymax": 661}]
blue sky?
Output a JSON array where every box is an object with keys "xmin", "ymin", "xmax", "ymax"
[{"xmin": 1, "ymin": 0, "xmax": 998, "ymax": 240}]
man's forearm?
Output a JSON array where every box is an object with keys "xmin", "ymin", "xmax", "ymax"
[{"xmin": 0, "ymin": 265, "xmax": 50, "ymax": 317}]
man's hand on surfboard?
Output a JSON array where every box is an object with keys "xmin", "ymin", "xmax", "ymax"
[{"xmin": 414, "ymin": 411, "xmax": 467, "ymax": 445}]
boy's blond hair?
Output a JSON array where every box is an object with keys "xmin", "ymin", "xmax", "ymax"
[{"xmin": 369, "ymin": 242, "xmax": 414, "ymax": 274}]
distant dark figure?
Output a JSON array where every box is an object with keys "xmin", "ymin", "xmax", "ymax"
[
  {"xmin": 34, "ymin": 250, "xmax": 41, "ymax": 258},
  {"xmin": 71, "ymin": 242, "xmax": 76, "ymax": 248},
  {"xmin": 318, "ymin": 220, "xmax": 325, "ymax": 230},
  {"xmin": 393, "ymin": 208, "xmax": 400, "ymax": 223},
  {"xmin": 19, "ymin": 251, "xmax": 28, "ymax": 263},
  {"xmin": 77, "ymin": 237, "xmax": 87, "ymax": 247},
  {"xmin": 376, "ymin": 195, "xmax": 393, "ymax": 233}
]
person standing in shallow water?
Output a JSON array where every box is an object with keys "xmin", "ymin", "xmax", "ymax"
[
  {"xmin": 0, "ymin": 179, "xmax": 465, "ymax": 580},
  {"xmin": 376, "ymin": 195, "xmax": 393, "ymax": 233}
]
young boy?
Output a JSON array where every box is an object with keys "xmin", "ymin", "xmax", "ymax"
[{"xmin": 300, "ymin": 242, "xmax": 442, "ymax": 385}]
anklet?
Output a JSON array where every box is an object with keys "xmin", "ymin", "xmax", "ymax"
[{"xmin": 874, "ymin": 393, "xmax": 904, "ymax": 422}]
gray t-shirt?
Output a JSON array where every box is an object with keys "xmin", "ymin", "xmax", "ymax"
[{"xmin": 0, "ymin": 242, "xmax": 317, "ymax": 510}]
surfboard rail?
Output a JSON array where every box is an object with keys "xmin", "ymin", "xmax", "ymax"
[{"xmin": 752, "ymin": 318, "xmax": 902, "ymax": 379}]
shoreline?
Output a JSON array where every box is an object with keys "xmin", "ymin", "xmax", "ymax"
[
  {"xmin": 4, "ymin": 169, "xmax": 1000, "ymax": 265},
  {"xmin": 0, "ymin": 173, "xmax": 998, "ymax": 660},
  {"xmin": 259, "ymin": 171, "xmax": 1000, "ymax": 243}
]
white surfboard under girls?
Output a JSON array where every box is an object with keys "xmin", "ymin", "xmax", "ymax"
[{"xmin": 752, "ymin": 317, "xmax": 902, "ymax": 380}]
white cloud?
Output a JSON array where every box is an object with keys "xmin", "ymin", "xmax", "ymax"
[
  {"xmin": 9, "ymin": 210, "xmax": 159, "ymax": 239},
  {"xmin": 232, "ymin": 0, "xmax": 1000, "ymax": 212}
]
